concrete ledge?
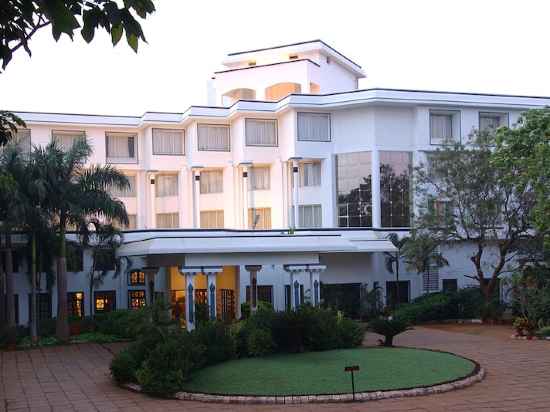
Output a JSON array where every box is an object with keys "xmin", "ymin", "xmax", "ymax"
[{"xmin": 122, "ymin": 364, "xmax": 485, "ymax": 404}]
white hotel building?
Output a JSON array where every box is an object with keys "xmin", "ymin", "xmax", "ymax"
[{"xmin": 7, "ymin": 40, "xmax": 550, "ymax": 329}]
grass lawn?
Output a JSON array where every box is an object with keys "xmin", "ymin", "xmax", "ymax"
[{"xmin": 181, "ymin": 347, "xmax": 476, "ymax": 396}]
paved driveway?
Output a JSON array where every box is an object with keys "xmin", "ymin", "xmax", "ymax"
[{"xmin": 1, "ymin": 326, "xmax": 549, "ymax": 412}]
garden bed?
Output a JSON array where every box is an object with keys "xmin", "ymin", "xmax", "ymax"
[{"xmin": 123, "ymin": 347, "xmax": 484, "ymax": 403}]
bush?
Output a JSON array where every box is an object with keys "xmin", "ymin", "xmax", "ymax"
[
  {"xmin": 536, "ymin": 326, "xmax": 550, "ymax": 338},
  {"xmin": 95, "ymin": 309, "xmax": 149, "ymax": 339},
  {"xmin": 38, "ymin": 318, "xmax": 57, "ymax": 336},
  {"xmin": 301, "ymin": 306, "xmax": 340, "ymax": 351},
  {"xmin": 136, "ymin": 331, "xmax": 204, "ymax": 397},
  {"xmin": 368, "ymin": 318, "xmax": 411, "ymax": 347},
  {"xmin": 246, "ymin": 328, "xmax": 275, "ymax": 357},
  {"xmin": 337, "ymin": 317, "xmax": 365, "ymax": 348},
  {"xmin": 111, "ymin": 348, "xmax": 139, "ymax": 384},
  {"xmin": 193, "ymin": 321, "xmax": 236, "ymax": 366}
]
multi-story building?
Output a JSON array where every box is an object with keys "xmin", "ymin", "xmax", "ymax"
[{"xmin": 7, "ymin": 40, "xmax": 550, "ymax": 329}]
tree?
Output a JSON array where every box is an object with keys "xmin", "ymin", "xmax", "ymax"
[
  {"xmin": 401, "ymin": 231, "xmax": 448, "ymax": 294},
  {"xmin": 493, "ymin": 108, "xmax": 550, "ymax": 243},
  {"xmin": 414, "ymin": 133, "xmax": 539, "ymax": 306},
  {"xmin": 384, "ymin": 233, "xmax": 409, "ymax": 306},
  {"xmin": 0, "ymin": 111, "xmax": 26, "ymax": 147},
  {"xmin": 79, "ymin": 221, "xmax": 123, "ymax": 317},
  {"xmin": 33, "ymin": 138, "xmax": 129, "ymax": 341},
  {"xmin": 0, "ymin": 143, "xmax": 49, "ymax": 344}
]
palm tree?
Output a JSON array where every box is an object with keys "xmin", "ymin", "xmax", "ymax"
[
  {"xmin": 33, "ymin": 138, "xmax": 129, "ymax": 341},
  {"xmin": 384, "ymin": 233, "xmax": 410, "ymax": 307},
  {"xmin": 0, "ymin": 144, "xmax": 49, "ymax": 344},
  {"xmin": 401, "ymin": 231, "xmax": 449, "ymax": 294}
]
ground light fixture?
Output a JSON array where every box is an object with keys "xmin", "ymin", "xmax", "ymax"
[{"xmin": 344, "ymin": 365, "xmax": 360, "ymax": 401}]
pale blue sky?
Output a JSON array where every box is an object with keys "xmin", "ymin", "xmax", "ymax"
[{"xmin": 1, "ymin": 0, "xmax": 548, "ymax": 115}]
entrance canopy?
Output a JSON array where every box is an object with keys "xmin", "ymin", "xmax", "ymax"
[{"xmin": 117, "ymin": 229, "xmax": 397, "ymax": 266}]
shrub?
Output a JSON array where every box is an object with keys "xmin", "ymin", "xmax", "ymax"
[
  {"xmin": 368, "ymin": 318, "xmax": 412, "ymax": 347},
  {"xmin": 136, "ymin": 331, "xmax": 203, "ymax": 397},
  {"xmin": 301, "ymin": 306, "xmax": 340, "ymax": 351},
  {"xmin": 193, "ymin": 321, "xmax": 236, "ymax": 366},
  {"xmin": 536, "ymin": 326, "xmax": 550, "ymax": 338},
  {"xmin": 240, "ymin": 302, "xmax": 251, "ymax": 320},
  {"xmin": 95, "ymin": 310, "xmax": 147, "ymax": 339},
  {"xmin": 271, "ymin": 309, "xmax": 306, "ymax": 353},
  {"xmin": 38, "ymin": 318, "xmax": 57, "ymax": 336},
  {"xmin": 110, "ymin": 348, "xmax": 139, "ymax": 384},
  {"xmin": 337, "ymin": 317, "xmax": 365, "ymax": 348},
  {"xmin": 246, "ymin": 328, "xmax": 275, "ymax": 357}
]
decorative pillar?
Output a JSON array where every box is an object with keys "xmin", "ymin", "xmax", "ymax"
[
  {"xmin": 142, "ymin": 266, "xmax": 159, "ymax": 306},
  {"xmin": 371, "ymin": 150, "xmax": 381, "ymax": 228},
  {"xmin": 293, "ymin": 279, "xmax": 300, "ymax": 309},
  {"xmin": 245, "ymin": 265, "xmax": 262, "ymax": 312},
  {"xmin": 185, "ymin": 272, "xmax": 195, "ymax": 331},
  {"xmin": 205, "ymin": 269, "xmax": 222, "ymax": 320},
  {"xmin": 306, "ymin": 265, "xmax": 326, "ymax": 307}
]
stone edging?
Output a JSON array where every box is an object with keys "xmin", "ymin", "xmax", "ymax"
[
  {"xmin": 512, "ymin": 335, "xmax": 550, "ymax": 341},
  {"xmin": 122, "ymin": 362, "xmax": 486, "ymax": 404}
]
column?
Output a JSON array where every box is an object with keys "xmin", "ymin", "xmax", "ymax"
[
  {"xmin": 142, "ymin": 266, "xmax": 159, "ymax": 305},
  {"xmin": 241, "ymin": 164, "xmax": 251, "ymax": 229},
  {"xmin": 292, "ymin": 159, "xmax": 300, "ymax": 228},
  {"xmin": 245, "ymin": 265, "xmax": 262, "ymax": 312},
  {"xmin": 371, "ymin": 150, "xmax": 381, "ymax": 228},
  {"xmin": 306, "ymin": 265, "xmax": 326, "ymax": 307},
  {"xmin": 192, "ymin": 168, "xmax": 202, "ymax": 228},
  {"xmin": 149, "ymin": 172, "xmax": 157, "ymax": 229},
  {"xmin": 184, "ymin": 272, "xmax": 195, "ymax": 331},
  {"xmin": 205, "ymin": 268, "xmax": 223, "ymax": 320}
]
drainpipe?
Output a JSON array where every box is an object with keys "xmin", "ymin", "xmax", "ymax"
[
  {"xmin": 239, "ymin": 162, "xmax": 252, "ymax": 229},
  {"xmin": 191, "ymin": 166, "xmax": 203, "ymax": 229},
  {"xmin": 289, "ymin": 157, "xmax": 302, "ymax": 229}
]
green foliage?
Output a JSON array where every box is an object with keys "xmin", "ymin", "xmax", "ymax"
[
  {"xmin": 70, "ymin": 332, "xmax": 122, "ymax": 344},
  {"xmin": 336, "ymin": 317, "xmax": 365, "ymax": 348},
  {"xmin": 194, "ymin": 321, "xmax": 236, "ymax": 366},
  {"xmin": 536, "ymin": 326, "xmax": 550, "ymax": 338},
  {"xmin": 246, "ymin": 328, "xmax": 275, "ymax": 357},
  {"xmin": 110, "ymin": 348, "xmax": 139, "ymax": 384},
  {"xmin": 368, "ymin": 318, "xmax": 412, "ymax": 347},
  {"xmin": 508, "ymin": 270, "xmax": 550, "ymax": 332},
  {"xmin": 38, "ymin": 318, "xmax": 57, "ymax": 336},
  {"xmin": 0, "ymin": 111, "xmax": 26, "ymax": 146},
  {"xmin": 401, "ymin": 231, "xmax": 448, "ymax": 280},
  {"xmin": 194, "ymin": 302, "xmax": 209, "ymax": 326},
  {"xmin": 359, "ymin": 285, "xmax": 383, "ymax": 321},
  {"xmin": 95, "ymin": 308, "xmax": 150, "ymax": 339},
  {"xmin": 0, "ymin": 0, "xmax": 156, "ymax": 69},
  {"xmin": 240, "ymin": 302, "xmax": 251, "ymax": 319}
]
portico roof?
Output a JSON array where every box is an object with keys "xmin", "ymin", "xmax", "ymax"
[{"xmin": 116, "ymin": 229, "xmax": 397, "ymax": 258}]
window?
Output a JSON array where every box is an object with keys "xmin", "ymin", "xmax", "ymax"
[
  {"xmin": 248, "ymin": 166, "xmax": 270, "ymax": 190},
  {"xmin": 128, "ymin": 290, "xmax": 146, "ymax": 310},
  {"xmin": 156, "ymin": 174, "xmax": 178, "ymax": 197},
  {"xmin": 380, "ymin": 151, "xmax": 412, "ymax": 228},
  {"xmin": 156, "ymin": 212, "xmax": 179, "ymax": 229},
  {"xmin": 10, "ymin": 128, "xmax": 31, "ymax": 156},
  {"xmin": 299, "ymin": 162, "xmax": 321, "ymax": 187},
  {"xmin": 430, "ymin": 110, "xmax": 460, "ymax": 144},
  {"xmin": 246, "ymin": 285, "xmax": 273, "ymax": 305},
  {"xmin": 265, "ymin": 83, "xmax": 301, "ymax": 101},
  {"xmin": 95, "ymin": 249, "xmax": 115, "ymax": 271},
  {"xmin": 111, "ymin": 175, "xmax": 136, "ymax": 197},
  {"xmin": 152, "ymin": 129, "xmax": 184, "ymax": 155},
  {"xmin": 94, "ymin": 291, "xmax": 116, "ymax": 313},
  {"xmin": 386, "ymin": 281, "xmax": 410, "ymax": 307},
  {"xmin": 106, "ymin": 132, "xmax": 137, "ymax": 163},
  {"xmin": 423, "ymin": 267, "xmax": 440, "ymax": 294},
  {"xmin": 479, "ymin": 112, "xmax": 509, "ymax": 132},
  {"xmin": 67, "ymin": 244, "xmax": 83, "ymax": 272},
  {"xmin": 128, "ymin": 270, "xmax": 145, "ymax": 286},
  {"xmin": 200, "ymin": 170, "xmax": 223, "ymax": 194},
  {"xmin": 222, "ymin": 88, "xmax": 256, "ymax": 105},
  {"xmin": 430, "ymin": 199, "xmax": 453, "ymax": 221},
  {"xmin": 248, "ymin": 208, "xmax": 271, "ymax": 229},
  {"xmin": 245, "ymin": 119, "xmax": 277, "ymax": 146},
  {"xmin": 29, "ymin": 293, "xmax": 52, "ymax": 321},
  {"xmin": 297, "ymin": 112, "xmax": 331, "ymax": 141},
  {"xmin": 200, "ymin": 210, "xmax": 224, "ymax": 229},
  {"xmin": 442, "ymin": 279, "xmax": 458, "ymax": 293},
  {"xmin": 197, "ymin": 125, "xmax": 230, "ymax": 151},
  {"xmin": 299, "ymin": 204, "xmax": 322, "ymax": 228},
  {"xmin": 336, "ymin": 152, "xmax": 372, "ymax": 227},
  {"xmin": 68, "ymin": 292, "xmax": 84, "ymax": 318},
  {"xmin": 52, "ymin": 130, "xmax": 85, "ymax": 151}
]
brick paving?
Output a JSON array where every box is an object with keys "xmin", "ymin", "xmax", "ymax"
[{"xmin": 1, "ymin": 326, "xmax": 549, "ymax": 412}]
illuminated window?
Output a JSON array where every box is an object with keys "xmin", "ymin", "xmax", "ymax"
[
  {"xmin": 128, "ymin": 290, "xmax": 146, "ymax": 310},
  {"xmin": 94, "ymin": 291, "xmax": 116, "ymax": 313},
  {"xmin": 128, "ymin": 270, "xmax": 145, "ymax": 286},
  {"xmin": 68, "ymin": 292, "xmax": 84, "ymax": 318}
]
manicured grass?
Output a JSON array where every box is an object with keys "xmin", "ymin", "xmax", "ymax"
[{"xmin": 182, "ymin": 348, "xmax": 476, "ymax": 396}]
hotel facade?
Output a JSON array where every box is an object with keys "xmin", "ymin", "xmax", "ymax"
[{"xmin": 7, "ymin": 40, "xmax": 550, "ymax": 329}]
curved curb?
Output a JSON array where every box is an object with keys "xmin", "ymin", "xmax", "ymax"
[{"xmin": 123, "ymin": 364, "xmax": 486, "ymax": 404}]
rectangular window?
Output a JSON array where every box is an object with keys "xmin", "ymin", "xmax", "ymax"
[
  {"xmin": 297, "ymin": 112, "xmax": 331, "ymax": 141},
  {"xmin": 128, "ymin": 270, "xmax": 145, "ymax": 286},
  {"xmin": 299, "ymin": 162, "xmax": 321, "ymax": 187},
  {"xmin": 128, "ymin": 290, "xmax": 146, "ymax": 310},
  {"xmin": 155, "ymin": 174, "xmax": 178, "ymax": 197},
  {"xmin": 200, "ymin": 170, "xmax": 223, "ymax": 194},
  {"xmin": 152, "ymin": 129, "xmax": 184, "ymax": 155},
  {"xmin": 479, "ymin": 112, "xmax": 509, "ymax": 132},
  {"xmin": 95, "ymin": 249, "xmax": 116, "ymax": 271},
  {"xmin": 429, "ymin": 199, "xmax": 453, "ymax": 221},
  {"xmin": 246, "ymin": 285, "xmax": 273, "ymax": 305},
  {"xmin": 380, "ymin": 151, "xmax": 412, "ymax": 228},
  {"xmin": 106, "ymin": 132, "xmax": 137, "ymax": 163},
  {"xmin": 94, "ymin": 291, "xmax": 116, "ymax": 313},
  {"xmin": 299, "ymin": 204, "xmax": 322, "ymax": 228},
  {"xmin": 29, "ymin": 293, "xmax": 52, "ymax": 321},
  {"xmin": 430, "ymin": 110, "xmax": 459, "ymax": 144},
  {"xmin": 68, "ymin": 292, "xmax": 84, "ymax": 318},
  {"xmin": 248, "ymin": 166, "xmax": 270, "ymax": 190},
  {"xmin": 336, "ymin": 152, "xmax": 372, "ymax": 227},
  {"xmin": 52, "ymin": 130, "xmax": 85, "ymax": 151},
  {"xmin": 200, "ymin": 210, "xmax": 224, "ymax": 229},
  {"xmin": 423, "ymin": 267, "xmax": 440, "ymax": 294},
  {"xmin": 156, "ymin": 212, "xmax": 179, "ymax": 229},
  {"xmin": 386, "ymin": 281, "xmax": 410, "ymax": 307},
  {"xmin": 110, "ymin": 175, "xmax": 136, "ymax": 197},
  {"xmin": 245, "ymin": 119, "xmax": 277, "ymax": 146},
  {"xmin": 67, "ymin": 244, "xmax": 83, "ymax": 272},
  {"xmin": 248, "ymin": 208, "xmax": 272, "ymax": 230},
  {"xmin": 197, "ymin": 124, "xmax": 230, "ymax": 151},
  {"xmin": 442, "ymin": 278, "xmax": 458, "ymax": 293}
]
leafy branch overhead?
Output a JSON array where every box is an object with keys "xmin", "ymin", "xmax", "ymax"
[{"xmin": 0, "ymin": 0, "xmax": 156, "ymax": 69}]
